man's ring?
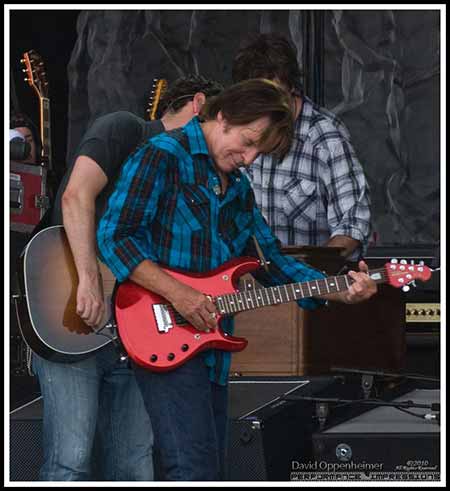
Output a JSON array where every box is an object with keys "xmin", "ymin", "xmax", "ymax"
[{"xmin": 210, "ymin": 312, "xmax": 216, "ymax": 319}]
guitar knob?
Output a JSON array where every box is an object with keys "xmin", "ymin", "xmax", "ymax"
[
  {"xmin": 150, "ymin": 354, "xmax": 158, "ymax": 362},
  {"xmin": 400, "ymin": 259, "xmax": 407, "ymax": 264},
  {"xmin": 181, "ymin": 344, "xmax": 189, "ymax": 352},
  {"xmin": 402, "ymin": 285, "xmax": 410, "ymax": 292},
  {"xmin": 390, "ymin": 258, "xmax": 398, "ymax": 264},
  {"xmin": 167, "ymin": 353, "xmax": 175, "ymax": 361}
]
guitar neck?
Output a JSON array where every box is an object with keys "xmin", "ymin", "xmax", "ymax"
[
  {"xmin": 215, "ymin": 268, "xmax": 387, "ymax": 316},
  {"xmin": 40, "ymin": 96, "xmax": 52, "ymax": 166}
]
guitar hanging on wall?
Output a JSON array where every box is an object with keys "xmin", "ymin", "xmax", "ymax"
[{"xmin": 146, "ymin": 78, "xmax": 168, "ymax": 120}]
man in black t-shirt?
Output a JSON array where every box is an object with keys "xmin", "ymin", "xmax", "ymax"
[{"xmin": 31, "ymin": 75, "xmax": 223, "ymax": 481}]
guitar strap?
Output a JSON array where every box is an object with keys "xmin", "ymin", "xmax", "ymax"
[{"xmin": 252, "ymin": 235, "xmax": 270, "ymax": 273}]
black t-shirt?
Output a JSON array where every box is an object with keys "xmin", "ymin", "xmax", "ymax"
[{"xmin": 51, "ymin": 111, "xmax": 164, "ymax": 225}]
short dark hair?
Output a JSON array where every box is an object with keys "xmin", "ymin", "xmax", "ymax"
[
  {"xmin": 201, "ymin": 78, "xmax": 294, "ymax": 158},
  {"xmin": 156, "ymin": 74, "xmax": 224, "ymax": 118},
  {"xmin": 232, "ymin": 33, "xmax": 304, "ymax": 96}
]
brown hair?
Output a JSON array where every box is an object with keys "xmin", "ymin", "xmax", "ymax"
[
  {"xmin": 201, "ymin": 78, "xmax": 294, "ymax": 158},
  {"xmin": 232, "ymin": 33, "xmax": 304, "ymax": 96}
]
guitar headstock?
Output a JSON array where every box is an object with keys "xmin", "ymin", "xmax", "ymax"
[
  {"xmin": 21, "ymin": 50, "xmax": 49, "ymax": 99},
  {"xmin": 385, "ymin": 259, "xmax": 432, "ymax": 292},
  {"xmin": 146, "ymin": 78, "xmax": 168, "ymax": 120}
]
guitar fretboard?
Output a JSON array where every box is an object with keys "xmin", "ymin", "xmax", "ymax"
[
  {"xmin": 215, "ymin": 268, "xmax": 387, "ymax": 315},
  {"xmin": 41, "ymin": 97, "xmax": 52, "ymax": 166}
]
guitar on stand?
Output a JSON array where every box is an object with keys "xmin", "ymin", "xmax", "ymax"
[{"xmin": 10, "ymin": 50, "xmax": 52, "ymax": 233}]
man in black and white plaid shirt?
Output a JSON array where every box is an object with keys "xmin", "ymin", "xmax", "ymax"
[{"xmin": 232, "ymin": 33, "xmax": 371, "ymax": 261}]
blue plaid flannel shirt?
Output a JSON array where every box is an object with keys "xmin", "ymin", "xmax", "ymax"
[{"xmin": 97, "ymin": 116, "xmax": 326, "ymax": 385}]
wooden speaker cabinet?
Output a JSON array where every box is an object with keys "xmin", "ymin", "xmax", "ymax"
[
  {"xmin": 231, "ymin": 298, "xmax": 304, "ymax": 376},
  {"xmin": 230, "ymin": 248, "xmax": 406, "ymax": 376}
]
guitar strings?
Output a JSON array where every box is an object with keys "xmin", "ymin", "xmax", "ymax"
[{"xmin": 110, "ymin": 266, "xmax": 424, "ymax": 322}]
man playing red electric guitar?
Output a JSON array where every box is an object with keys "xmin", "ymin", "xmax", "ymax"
[{"xmin": 97, "ymin": 78, "xmax": 377, "ymax": 481}]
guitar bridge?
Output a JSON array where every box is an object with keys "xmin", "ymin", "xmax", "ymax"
[{"xmin": 153, "ymin": 304, "xmax": 173, "ymax": 333}]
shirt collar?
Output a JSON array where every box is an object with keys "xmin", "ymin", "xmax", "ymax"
[
  {"xmin": 295, "ymin": 95, "xmax": 313, "ymax": 141},
  {"xmin": 183, "ymin": 116, "xmax": 210, "ymax": 156}
]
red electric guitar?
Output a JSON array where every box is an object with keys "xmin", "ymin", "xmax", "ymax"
[
  {"xmin": 16, "ymin": 226, "xmax": 434, "ymax": 366},
  {"xmin": 114, "ymin": 256, "xmax": 433, "ymax": 372}
]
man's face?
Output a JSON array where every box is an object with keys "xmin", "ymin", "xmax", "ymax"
[{"xmin": 210, "ymin": 113, "xmax": 270, "ymax": 174}]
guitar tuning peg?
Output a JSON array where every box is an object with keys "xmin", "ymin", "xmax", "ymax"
[
  {"xmin": 390, "ymin": 258, "xmax": 398, "ymax": 264},
  {"xmin": 402, "ymin": 285, "xmax": 410, "ymax": 292}
]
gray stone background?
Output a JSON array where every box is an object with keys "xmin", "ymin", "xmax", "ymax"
[{"xmin": 64, "ymin": 10, "xmax": 440, "ymax": 249}]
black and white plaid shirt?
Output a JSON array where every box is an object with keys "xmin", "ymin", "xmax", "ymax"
[{"xmin": 243, "ymin": 96, "xmax": 371, "ymax": 260}]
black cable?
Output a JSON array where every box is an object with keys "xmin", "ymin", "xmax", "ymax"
[{"xmin": 330, "ymin": 366, "xmax": 440, "ymax": 383}]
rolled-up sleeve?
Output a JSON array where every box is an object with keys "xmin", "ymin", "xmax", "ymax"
[
  {"xmin": 96, "ymin": 144, "xmax": 167, "ymax": 282},
  {"xmin": 324, "ymin": 140, "xmax": 371, "ymax": 256}
]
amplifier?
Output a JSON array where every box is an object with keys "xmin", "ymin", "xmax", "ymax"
[
  {"xmin": 406, "ymin": 303, "xmax": 440, "ymax": 324},
  {"xmin": 10, "ymin": 161, "xmax": 49, "ymax": 233},
  {"xmin": 405, "ymin": 303, "xmax": 440, "ymax": 337},
  {"xmin": 9, "ymin": 397, "xmax": 44, "ymax": 481},
  {"xmin": 309, "ymin": 389, "xmax": 440, "ymax": 482},
  {"xmin": 226, "ymin": 375, "xmax": 365, "ymax": 481}
]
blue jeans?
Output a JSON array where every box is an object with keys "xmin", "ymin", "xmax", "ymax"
[
  {"xmin": 133, "ymin": 355, "xmax": 228, "ymax": 481},
  {"xmin": 32, "ymin": 343, "xmax": 154, "ymax": 481}
]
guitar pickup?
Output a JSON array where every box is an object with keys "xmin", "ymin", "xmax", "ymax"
[{"xmin": 153, "ymin": 304, "xmax": 173, "ymax": 333}]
